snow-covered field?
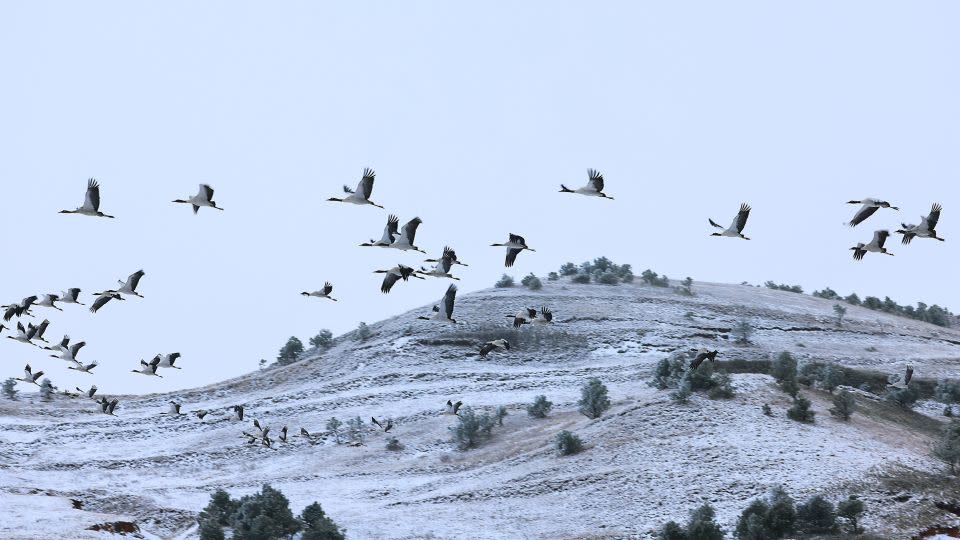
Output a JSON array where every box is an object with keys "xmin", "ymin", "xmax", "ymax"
[{"xmin": 2, "ymin": 280, "xmax": 959, "ymax": 539}]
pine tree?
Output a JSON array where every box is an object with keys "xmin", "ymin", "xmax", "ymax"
[
  {"xmin": 494, "ymin": 274, "xmax": 515, "ymax": 288},
  {"xmin": 198, "ymin": 519, "xmax": 225, "ymax": 540},
  {"xmin": 932, "ymin": 419, "xmax": 960, "ymax": 475},
  {"xmin": 796, "ymin": 495, "xmax": 837, "ymax": 534},
  {"xmin": 355, "ymin": 322, "xmax": 371, "ymax": 341},
  {"xmin": 833, "ymin": 303, "xmax": 847, "ymax": 327},
  {"xmin": 326, "ymin": 417, "xmax": 343, "ymax": 444},
  {"xmin": 199, "ymin": 488, "xmax": 239, "ymax": 526},
  {"xmin": 299, "ymin": 501, "xmax": 345, "ymax": 540},
  {"xmin": 2, "ymin": 378, "xmax": 18, "ymax": 400},
  {"xmin": 277, "ymin": 337, "xmax": 305, "ymax": 365},
  {"xmin": 771, "ymin": 352, "xmax": 799, "ymax": 397},
  {"xmin": 685, "ymin": 503, "xmax": 724, "ymax": 540},
  {"xmin": 527, "ymin": 395, "xmax": 553, "ymax": 418},
  {"xmin": 657, "ymin": 520, "xmax": 688, "ymax": 540},
  {"xmin": 787, "ymin": 395, "xmax": 815, "ymax": 423},
  {"xmin": 39, "ymin": 378, "xmax": 54, "ymax": 401},
  {"xmin": 231, "ymin": 484, "xmax": 301, "ymax": 540},
  {"xmin": 732, "ymin": 319, "xmax": 754, "ymax": 344},
  {"xmin": 836, "ymin": 496, "xmax": 865, "ymax": 534},
  {"xmin": 309, "ymin": 330, "xmax": 334, "ymax": 349},
  {"xmin": 554, "ymin": 430, "xmax": 583, "ymax": 456},
  {"xmin": 345, "ymin": 416, "xmax": 365, "ymax": 445},
  {"xmin": 578, "ymin": 378, "xmax": 611, "ymax": 419},
  {"xmin": 829, "ymin": 390, "xmax": 856, "ymax": 421}
]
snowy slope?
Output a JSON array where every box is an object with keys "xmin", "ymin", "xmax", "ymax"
[{"xmin": 1, "ymin": 279, "xmax": 959, "ymax": 539}]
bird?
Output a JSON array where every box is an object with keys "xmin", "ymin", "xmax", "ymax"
[
  {"xmin": 3, "ymin": 296, "xmax": 38, "ymax": 321},
  {"xmin": 425, "ymin": 245, "xmax": 468, "ymax": 267},
  {"xmin": 59, "ymin": 178, "xmax": 115, "ymax": 218},
  {"xmin": 846, "ymin": 198, "xmax": 899, "ymax": 227},
  {"xmin": 89, "ymin": 292, "xmax": 125, "ymax": 313},
  {"xmin": 417, "ymin": 284, "xmax": 458, "ymax": 324},
  {"xmin": 167, "ymin": 402, "xmax": 184, "ymax": 415},
  {"xmin": 299, "ymin": 427, "xmax": 311, "ymax": 438},
  {"xmin": 131, "ymin": 357, "xmax": 163, "ymax": 377},
  {"xmin": 888, "ymin": 365, "xmax": 914, "ymax": 389},
  {"xmin": 508, "ymin": 308, "xmax": 538, "ymax": 328},
  {"xmin": 445, "ymin": 400, "xmax": 463, "ymax": 416},
  {"xmin": 195, "ymin": 410, "xmax": 209, "ymax": 420},
  {"xmin": 371, "ymin": 417, "xmax": 394, "ymax": 432},
  {"xmin": 532, "ymin": 306, "xmax": 553, "ymax": 325},
  {"xmin": 851, "ymin": 230, "xmax": 894, "ymax": 260},
  {"xmin": 67, "ymin": 361, "xmax": 98, "ymax": 374},
  {"xmin": 7, "ymin": 322, "xmax": 38, "ymax": 345},
  {"xmin": 59, "ymin": 288, "xmax": 85, "ymax": 306},
  {"xmin": 173, "ymin": 184, "xmax": 224, "ymax": 213},
  {"xmin": 29, "ymin": 319, "xmax": 50, "ymax": 343},
  {"xmin": 387, "ymin": 217, "xmax": 426, "ymax": 253},
  {"xmin": 709, "ymin": 203, "xmax": 752, "ymax": 240},
  {"xmin": 417, "ymin": 248, "xmax": 460, "ymax": 280},
  {"xmin": 35, "ymin": 294, "xmax": 63, "ymax": 311},
  {"xmin": 360, "ymin": 214, "xmax": 400, "ymax": 247},
  {"xmin": 491, "ymin": 234, "xmax": 535, "ymax": 267},
  {"xmin": 76, "ymin": 385, "xmax": 98, "ymax": 400},
  {"xmin": 98, "ymin": 397, "xmax": 119, "ymax": 415},
  {"xmin": 51, "ymin": 341, "xmax": 85, "ymax": 363},
  {"xmin": 301, "ymin": 282, "xmax": 337, "ymax": 301},
  {"xmin": 375, "ymin": 264, "xmax": 424, "ymax": 293},
  {"xmin": 17, "ymin": 364, "xmax": 44, "ymax": 385},
  {"xmin": 559, "ymin": 169, "xmax": 614, "ymax": 199},
  {"xmin": 479, "ymin": 339, "xmax": 510, "ymax": 358},
  {"xmin": 897, "ymin": 203, "xmax": 945, "ymax": 244},
  {"xmin": 232, "ymin": 405, "xmax": 245, "ymax": 421},
  {"xmin": 328, "ymin": 168, "xmax": 383, "ymax": 208},
  {"xmin": 0, "ymin": 324, "xmax": 5, "ymax": 335},
  {"xmin": 115, "ymin": 270, "xmax": 145, "ymax": 298},
  {"xmin": 157, "ymin": 353, "xmax": 182, "ymax": 369},
  {"xmin": 689, "ymin": 349, "xmax": 719, "ymax": 370},
  {"xmin": 44, "ymin": 335, "xmax": 70, "ymax": 353},
  {"xmin": 279, "ymin": 426, "xmax": 288, "ymax": 443}
]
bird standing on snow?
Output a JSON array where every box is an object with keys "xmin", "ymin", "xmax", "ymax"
[
  {"xmin": 17, "ymin": 364, "xmax": 44, "ymax": 385},
  {"xmin": 897, "ymin": 203, "xmax": 945, "ymax": 244},
  {"xmin": 846, "ymin": 198, "xmax": 898, "ymax": 227},
  {"xmin": 59, "ymin": 178, "xmax": 115, "ymax": 218},
  {"xmin": 89, "ymin": 292, "xmax": 125, "ymax": 313},
  {"xmin": 559, "ymin": 169, "xmax": 614, "ymax": 199},
  {"xmin": 851, "ymin": 230, "xmax": 894, "ymax": 260},
  {"xmin": 479, "ymin": 339, "xmax": 510, "ymax": 358},
  {"xmin": 301, "ymin": 282, "xmax": 337, "ymax": 301},
  {"xmin": 709, "ymin": 203, "xmax": 752, "ymax": 240},
  {"xmin": 689, "ymin": 349, "xmax": 719, "ymax": 370},
  {"xmin": 173, "ymin": 184, "xmax": 224, "ymax": 213},
  {"xmin": 328, "ymin": 168, "xmax": 384, "ymax": 208},
  {"xmin": 360, "ymin": 214, "xmax": 400, "ymax": 247},
  {"xmin": 375, "ymin": 264, "xmax": 424, "ymax": 293},
  {"xmin": 417, "ymin": 284, "xmax": 458, "ymax": 324},
  {"xmin": 491, "ymin": 234, "xmax": 535, "ymax": 267}
]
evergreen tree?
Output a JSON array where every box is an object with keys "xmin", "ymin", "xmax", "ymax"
[
  {"xmin": 762, "ymin": 404, "xmax": 773, "ymax": 416},
  {"xmin": 734, "ymin": 500, "xmax": 771, "ymax": 540},
  {"xmin": 555, "ymin": 430, "xmax": 584, "ymax": 456},
  {"xmin": 199, "ymin": 488, "xmax": 240, "ymax": 526},
  {"xmin": 345, "ymin": 416, "xmax": 365, "ymax": 445},
  {"xmin": 450, "ymin": 406, "xmax": 496, "ymax": 450},
  {"xmin": 326, "ymin": 417, "xmax": 343, "ymax": 444},
  {"xmin": 571, "ymin": 273, "xmax": 591, "ymax": 284},
  {"xmin": 521, "ymin": 273, "xmax": 543, "ymax": 290},
  {"xmin": 833, "ymin": 303, "xmax": 847, "ymax": 327},
  {"xmin": 494, "ymin": 274, "xmax": 515, "ymax": 288},
  {"xmin": 845, "ymin": 293, "xmax": 861, "ymax": 306},
  {"xmin": 231, "ymin": 484, "xmax": 301, "ymax": 540},
  {"xmin": 527, "ymin": 395, "xmax": 553, "ymax": 418},
  {"xmin": 685, "ymin": 503, "xmax": 724, "ymax": 540},
  {"xmin": 932, "ymin": 419, "xmax": 960, "ymax": 475},
  {"xmin": 829, "ymin": 390, "xmax": 856, "ymax": 421},
  {"xmin": 385, "ymin": 437, "xmax": 402, "ymax": 451},
  {"xmin": 836, "ymin": 496, "xmax": 865, "ymax": 534},
  {"xmin": 671, "ymin": 380, "xmax": 692, "ymax": 404},
  {"xmin": 2, "ymin": 378, "xmax": 18, "ymax": 400},
  {"xmin": 355, "ymin": 322, "xmax": 371, "ymax": 341},
  {"xmin": 494, "ymin": 405, "xmax": 508, "ymax": 426},
  {"xmin": 765, "ymin": 486, "xmax": 797, "ymax": 538},
  {"xmin": 299, "ymin": 501, "xmax": 345, "ymax": 540},
  {"xmin": 771, "ymin": 352, "xmax": 799, "ymax": 397},
  {"xmin": 578, "ymin": 378, "xmax": 611, "ymax": 419},
  {"xmin": 820, "ymin": 364, "xmax": 845, "ymax": 393},
  {"xmin": 885, "ymin": 385, "xmax": 919, "ymax": 409},
  {"xmin": 787, "ymin": 395, "xmax": 815, "ymax": 423},
  {"xmin": 657, "ymin": 520, "xmax": 688, "ymax": 540},
  {"xmin": 277, "ymin": 337, "xmax": 305, "ymax": 365},
  {"xmin": 732, "ymin": 319, "xmax": 754, "ymax": 344},
  {"xmin": 39, "ymin": 378, "xmax": 54, "ymax": 401},
  {"xmin": 309, "ymin": 330, "xmax": 334, "ymax": 349},
  {"xmin": 935, "ymin": 379, "xmax": 960, "ymax": 404},
  {"xmin": 559, "ymin": 262, "xmax": 578, "ymax": 276},
  {"xmin": 796, "ymin": 495, "xmax": 837, "ymax": 534},
  {"xmin": 547, "ymin": 271, "xmax": 559, "ymax": 281},
  {"xmin": 708, "ymin": 371, "xmax": 735, "ymax": 399},
  {"xmin": 198, "ymin": 519, "xmax": 225, "ymax": 540}
]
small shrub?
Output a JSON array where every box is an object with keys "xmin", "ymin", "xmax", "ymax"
[
  {"xmin": 299, "ymin": 501, "xmax": 346, "ymax": 540},
  {"xmin": 833, "ymin": 304, "xmax": 847, "ymax": 327},
  {"xmin": 578, "ymin": 378, "xmax": 611, "ymax": 419},
  {"xmin": 836, "ymin": 496, "xmax": 865, "ymax": 534},
  {"xmin": 657, "ymin": 520, "xmax": 687, "ymax": 540},
  {"xmin": 829, "ymin": 390, "xmax": 856, "ymax": 421},
  {"xmin": 355, "ymin": 322, "xmax": 371, "ymax": 342},
  {"xmin": 521, "ymin": 273, "xmax": 542, "ymax": 290},
  {"xmin": 641, "ymin": 269, "xmax": 670, "ymax": 287},
  {"xmin": 671, "ymin": 381, "xmax": 692, "ymax": 403},
  {"xmin": 685, "ymin": 503, "xmax": 725, "ymax": 540},
  {"xmin": 772, "ymin": 352, "xmax": 799, "ymax": 397},
  {"xmin": 571, "ymin": 273, "xmax": 591, "ymax": 284},
  {"xmin": 946, "ymin": 406, "xmax": 954, "ymax": 417},
  {"xmin": 547, "ymin": 272, "xmax": 559, "ymax": 281},
  {"xmin": 39, "ymin": 378, "xmax": 54, "ymax": 401},
  {"xmin": 708, "ymin": 371, "xmax": 735, "ymax": 399},
  {"xmin": 935, "ymin": 380, "xmax": 960, "ymax": 404},
  {"xmin": 559, "ymin": 262, "xmax": 578, "ymax": 276},
  {"xmin": 527, "ymin": 395, "xmax": 553, "ymax": 418},
  {"xmin": 555, "ymin": 430, "xmax": 583, "ymax": 456},
  {"xmin": 346, "ymin": 416, "xmax": 365, "ymax": 445},
  {"xmin": 450, "ymin": 407, "xmax": 497, "ymax": 450},
  {"xmin": 325, "ymin": 417, "xmax": 342, "ymax": 444},
  {"xmin": 732, "ymin": 319, "xmax": 754, "ymax": 344},
  {"xmin": 596, "ymin": 271, "xmax": 620, "ymax": 285},
  {"xmin": 787, "ymin": 396, "xmax": 815, "ymax": 423},
  {"xmin": 386, "ymin": 437, "xmax": 403, "ymax": 451},
  {"xmin": 309, "ymin": 330, "xmax": 334, "ymax": 349},
  {"xmin": 2, "ymin": 378, "xmax": 18, "ymax": 400},
  {"xmin": 884, "ymin": 385, "xmax": 919, "ymax": 409},
  {"xmin": 494, "ymin": 274, "xmax": 515, "ymax": 288},
  {"xmin": 762, "ymin": 404, "xmax": 772, "ymax": 416},
  {"xmin": 932, "ymin": 419, "xmax": 960, "ymax": 474},
  {"xmin": 494, "ymin": 405, "xmax": 508, "ymax": 426}
]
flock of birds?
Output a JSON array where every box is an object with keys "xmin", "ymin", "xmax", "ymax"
[{"xmin": 1, "ymin": 170, "xmax": 942, "ymax": 448}]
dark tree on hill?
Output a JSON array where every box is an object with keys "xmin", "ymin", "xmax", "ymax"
[
  {"xmin": 734, "ymin": 499, "xmax": 771, "ymax": 540},
  {"xmin": 935, "ymin": 380, "xmax": 960, "ymax": 404},
  {"xmin": 787, "ymin": 395, "xmax": 815, "ymax": 423},
  {"xmin": 657, "ymin": 520, "xmax": 688, "ymax": 540},
  {"xmin": 326, "ymin": 417, "xmax": 343, "ymax": 444},
  {"xmin": 495, "ymin": 274, "xmax": 515, "ymax": 288},
  {"xmin": 355, "ymin": 322, "xmax": 371, "ymax": 341},
  {"xmin": 39, "ymin": 378, "xmax": 54, "ymax": 401},
  {"xmin": 685, "ymin": 503, "xmax": 725, "ymax": 540},
  {"xmin": 812, "ymin": 287, "xmax": 840, "ymax": 300},
  {"xmin": 732, "ymin": 319, "xmax": 754, "ymax": 344},
  {"xmin": 527, "ymin": 395, "xmax": 553, "ymax": 418},
  {"xmin": 885, "ymin": 385, "xmax": 919, "ymax": 409},
  {"xmin": 844, "ymin": 293, "xmax": 861, "ymax": 306},
  {"xmin": 796, "ymin": 495, "xmax": 837, "ymax": 534},
  {"xmin": 559, "ymin": 262, "xmax": 578, "ymax": 276},
  {"xmin": 555, "ymin": 430, "xmax": 584, "ymax": 456},
  {"xmin": 450, "ymin": 406, "xmax": 497, "ymax": 450},
  {"xmin": 2, "ymin": 378, "xmax": 18, "ymax": 400},
  {"xmin": 820, "ymin": 364, "xmax": 845, "ymax": 393},
  {"xmin": 277, "ymin": 336, "xmax": 305, "ymax": 365},
  {"xmin": 199, "ymin": 519, "xmax": 225, "ymax": 540},
  {"xmin": 833, "ymin": 303, "xmax": 847, "ymax": 327},
  {"xmin": 309, "ymin": 329, "xmax": 334, "ymax": 349},
  {"xmin": 829, "ymin": 390, "xmax": 856, "ymax": 421},
  {"xmin": 772, "ymin": 352, "xmax": 799, "ymax": 397},
  {"xmin": 836, "ymin": 496, "xmax": 865, "ymax": 534},
  {"xmin": 547, "ymin": 271, "xmax": 559, "ymax": 281},
  {"xmin": 933, "ymin": 419, "xmax": 960, "ymax": 475},
  {"xmin": 299, "ymin": 501, "xmax": 345, "ymax": 540},
  {"xmin": 578, "ymin": 378, "xmax": 611, "ymax": 419},
  {"xmin": 231, "ymin": 484, "xmax": 301, "ymax": 540},
  {"xmin": 199, "ymin": 489, "xmax": 240, "ymax": 527}
]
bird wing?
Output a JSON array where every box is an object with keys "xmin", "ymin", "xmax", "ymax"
[
  {"xmin": 479, "ymin": 343, "xmax": 494, "ymax": 356},
  {"xmin": 505, "ymin": 248, "xmax": 522, "ymax": 267},
  {"xmin": 454, "ymin": 401, "xmax": 462, "ymax": 413},
  {"xmin": 734, "ymin": 203, "xmax": 751, "ymax": 233},
  {"xmin": 442, "ymin": 284, "xmax": 457, "ymax": 318},
  {"xmin": 24, "ymin": 365, "xmax": 33, "ymax": 378},
  {"xmin": 707, "ymin": 218, "xmax": 723, "ymax": 229},
  {"xmin": 127, "ymin": 270, "xmax": 145, "ymax": 290},
  {"xmin": 371, "ymin": 417, "xmax": 383, "ymax": 429},
  {"xmin": 587, "ymin": 168, "xmax": 604, "ymax": 192},
  {"xmin": 381, "ymin": 272, "xmax": 401, "ymax": 293},
  {"xmin": 359, "ymin": 168, "xmax": 375, "ymax": 199},
  {"xmin": 904, "ymin": 366, "xmax": 913, "ymax": 385},
  {"xmin": 69, "ymin": 341, "xmax": 86, "ymax": 358},
  {"xmin": 508, "ymin": 233, "xmax": 526, "ymax": 246},
  {"xmin": 67, "ymin": 288, "xmax": 81, "ymax": 301},
  {"xmin": 924, "ymin": 203, "xmax": 942, "ymax": 230},
  {"xmin": 89, "ymin": 295, "xmax": 110, "ymax": 313},
  {"xmin": 199, "ymin": 184, "xmax": 214, "ymax": 202},
  {"xmin": 379, "ymin": 215, "xmax": 399, "ymax": 243},
  {"xmin": 84, "ymin": 178, "xmax": 101, "ymax": 211},
  {"xmin": 322, "ymin": 282, "xmax": 333, "ymax": 295},
  {"xmin": 36, "ymin": 319, "xmax": 49, "ymax": 338},
  {"xmin": 873, "ymin": 230, "xmax": 889, "ymax": 248},
  {"xmin": 848, "ymin": 204, "xmax": 879, "ymax": 227},
  {"xmin": 401, "ymin": 218, "xmax": 422, "ymax": 245}
]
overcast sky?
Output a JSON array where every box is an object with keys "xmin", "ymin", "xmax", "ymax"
[{"xmin": 1, "ymin": 2, "xmax": 957, "ymax": 396}]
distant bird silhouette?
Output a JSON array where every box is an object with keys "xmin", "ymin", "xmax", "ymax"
[
  {"xmin": 387, "ymin": 217, "xmax": 426, "ymax": 253},
  {"xmin": 301, "ymin": 282, "xmax": 337, "ymax": 301},
  {"xmin": 36, "ymin": 294, "xmax": 63, "ymax": 311},
  {"xmin": 851, "ymin": 230, "xmax": 894, "ymax": 260},
  {"xmin": 114, "ymin": 270, "xmax": 145, "ymax": 298},
  {"xmin": 17, "ymin": 364, "xmax": 43, "ymax": 385},
  {"xmin": 173, "ymin": 184, "xmax": 224, "ymax": 213},
  {"xmin": 67, "ymin": 361, "xmax": 98, "ymax": 374},
  {"xmin": 59, "ymin": 288, "xmax": 85, "ymax": 306},
  {"xmin": 328, "ymin": 168, "xmax": 383, "ymax": 208},
  {"xmin": 689, "ymin": 349, "xmax": 719, "ymax": 370},
  {"xmin": 559, "ymin": 169, "xmax": 614, "ymax": 199},
  {"xmin": 897, "ymin": 203, "xmax": 945, "ymax": 244},
  {"xmin": 479, "ymin": 339, "xmax": 510, "ymax": 358},
  {"xmin": 59, "ymin": 178, "xmax": 115, "ymax": 218},
  {"xmin": 846, "ymin": 198, "xmax": 898, "ymax": 227},
  {"xmin": 371, "ymin": 417, "xmax": 394, "ymax": 432},
  {"xmin": 417, "ymin": 248, "xmax": 460, "ymax": 280},
  {"xmin": 491, "ymin": 234, "xmax": 535, "ymax": 267},
  {"xmin": 709, "ymin": 203, "xmax": 752, "ymax": 240},
  {"xmin": 425, "ymin": 245, "xmax": 468, "ymax": 267},
  {"xmin": 131, "ymin": 357, "xmax": 163, "ymax": 377}
]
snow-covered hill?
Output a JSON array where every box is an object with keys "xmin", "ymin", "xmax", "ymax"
[{"xmin": 2, "ymin": 279, "xmax": 959, "ymax": 539}]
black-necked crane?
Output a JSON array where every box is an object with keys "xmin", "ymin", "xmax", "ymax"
[
  {"xmin": 846, "ymin": 198, "xmax": 898, "ymax": 227},
  {"xmin": 897, "ymin": 203, "xmax": 945, "ymax": 244},
  {"xmin": 168, "ymin": 402, "xmax": 184, "ymax": 415},
  {"xmin": 479, "ymin": 339, "xmax": 510, "ymax": 358},
  {"xmin": 232, "ymin": 405, "xmax": 245, "ymax": 421},
  {"xmin": 76, "ymin": 385, "xmax": 98, "ymax": 400},
  {"xmin": 44, "ymin": 335, "xmax": 70, "ymax": 353},
  {"xmin": 115, "ymin": 270, "xmax": 145, "ymax": 298},
  {"xmin": 279, "ymin": 426, "xmax": 289, "ymax": 443},
  {"xmin": 195, "ymin": 410, "xmax": 209, "ymax": 420},
  {"xmin": 425, "ymin": 245, "xmax": 468, "ymax": 267},
  {"xmin": 851, "ymin": 230, "xmax": 894, "ymax": 260},
  {"xmin": 371, "ymin": 417, "xmax": 394, "ymax": 432},
  {"xmin": 131, "ymin": 357, "xmax": 163, "ymax": 378},
  {"xmin": 508, "ymin": 307, "xmax": 538, "ymax": 328},
  {"xmin": 445, "ymin": 400, "xmax": 463, "ymax": 416},
  {"xmin": 491, "ymin": 234, "xmax": 535, "ymax": 267},
  {"xmin": 36, "ymin": 294, "xmax": 63, "ymax": 311},
  {"xmin": 560, "ymin": 169, "xmax": 614, "ymax": 199},
  {"xmin": 60, "ymin": 178, "xmax": 115, "ymax": 218},
  {"xmin": 388, "ymin": 217, "xmax": 425, "ymax": 253},
  {"xmin": 99, "ymin": 397, "xmax": 119, "ymax": 415},
  {"xmin": 709, "ymin": 203, "xmax": 752, "ymax": 240},
  {"xmin": 3, "ymin": 296, "xmax": 38, "ymax": 321},
  {"xmin": 17, "ymin": 364, "xmax": 43, "ymax": 385},
  {"xmin": 60, "ymin": 288, "xmax": 85, "ymax": 306},
  {"xmin": 7, "ymin": 322, "xmax": 38, "ymax": 345},
  {"xmin": 173, "ymin": 184, "xmax": 224, "ymax": 213},
  {"xmin": 690, "ymin": 349, "xmax": 719, "ymax": 370},
  {"xmin": 375, "ymin": 264, "xmax": 423, "ymax": 293},
  {"xmin": 532, "ymin": 306, "xmax": 553, "ymax": 325},
  {"xmin": 360, "ymin": 214, "xmax": 399, "ymax": 247},
  {"xmin": 417, "ymin": 249, "xmax": 460, "ymax": 280},
  {"xmin": 51, "ymin": 341, "xmax": 85, "ymax": 363},
  {"xmin": 299, "ymin": 427, "xmax": 311, "ymax": 438},
  {"xmin": 68, "ymin": 361, "xmax": 98, "ymax": 374},
  {"xmin": 888, "ymin": 365, "xmax": 914, "ymax": 389},
  {"xmin": 89, "ymin": 292, "xmax": 124, "ymax": 313},
  {"xmin": 417, "ymin": 284, "xmax": 458, "ymax": 324},
  {"xmin": 158, "ymin": 353, "xmax": 182, "ymax": 369},
  {"xmin": 29, "ymin": 319, "xmax": 50, "ymax": 343},
  {"xmin": 301, "ymin": 282, "xmax": 337, "ymax": 301},
  {"xmin": 328, "ymin": 168, "xmax": 383, "ymax": 208}
]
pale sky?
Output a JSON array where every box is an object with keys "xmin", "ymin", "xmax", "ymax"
[{"xmin": 1, "ymin": 2, "xmax": 957, "ymax": 396}]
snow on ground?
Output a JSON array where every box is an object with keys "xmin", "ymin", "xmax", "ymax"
[{"xmin": 1, "ymin": 280, "xmax": 959, "ymax": 539}]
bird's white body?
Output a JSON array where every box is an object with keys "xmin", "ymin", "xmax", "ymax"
[
  {"xmin": 59, "ymin": 288, "xmax": 84, "ymax": 305},
  {"xmin": 60, "ymin": 178, "xmax": 114, "ymax": 218},
  {"xmin": 387, "ymin": 217, "xmax": 425, "ymax": 253},
  {"xmin": 173, "ymin": 184, "xmax": 223, "ymax": 213},
  {"xmin": 329, "ymin": 168, "xmax": 383, "ymax": 208},
  {"xmin": 158, "ymin": 353, "xmax": 182, "ymax": 369},
  {"xmin": 418, "ymin": 284, "xmax": 458, "ymax": 324},
  {"xmin": 36, "ymin": 294, "xmax": 63, "ymax": 311}
]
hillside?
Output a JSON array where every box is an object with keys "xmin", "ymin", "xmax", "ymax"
[{"xmin": 1, "ymin": 279, "xmax": 959, "ymax": 539}]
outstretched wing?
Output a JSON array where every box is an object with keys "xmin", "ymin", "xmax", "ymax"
[
  {"xmin": 735, "ymin": 203, "xmax": 751, "ymax": 233},
  {"xmin": 587, "ymin": 169, "xmax": 604, "ymax": 192},
  {"xmin": 322, "ymin": 282, "xmax": 333, "ymax": 295},
  {"xmin": 508, "ymin": 233, "xmax": 526, "ymax": 246},
  {"xmin": 359, "ymin": 168, "xmax": 376, "ymax": 199},
  {"xmin": 199, "ymin": 184, "xmax": 215, "ymax": 202},
  {"xmin": 848, "ymin": 204, "xmax": 878, "ymax": 227},
  {"xmin": 127, "ymin": 270, "xmax": 145, "ymax": 290},
  {"xmin": 85, "ymin": 178, "xmax": 101, "ymax": 211},
  {"xmin": 873, "ymin": 230, "xmax": 889, "ymax": 248},
  {"xmin": 442, "ymin": 284, "xmax": 457, "ymax": 318},
  {"xmin": 69, "ymin": 341, "xmax": 86, "ymax": 358},
  {"xmin": 505, "ymin": 248, "xmax": 522, "ymax": 267},
  {"xmin": 401, "ymin": 218, "xmax": 422, "ymax": 245},
  {"xmin": 381, "ymin": 272, "xmax": 401, "ymax": 293},
  {"xmin": 924, "ymin": 203, "xmax": 942, "ymax": 230}
]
